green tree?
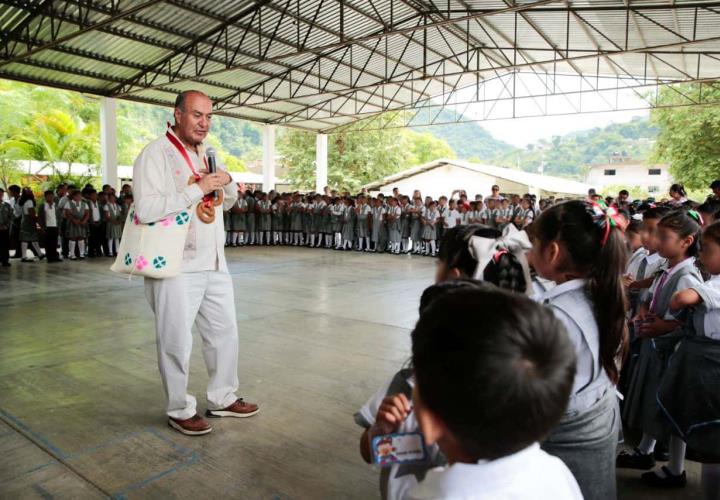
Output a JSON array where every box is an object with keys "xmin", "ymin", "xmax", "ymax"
[
  {"xmin": 0, "ymin": 110, "xmax": 99, "ymax": 174},
  {"xmin": 651, "ymin": 83, "xmax": 720, "ymax": 190}
]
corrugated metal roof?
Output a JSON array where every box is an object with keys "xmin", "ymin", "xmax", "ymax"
[{"xmin": 0, "ymin": 0, "xmax": 718, "ymax": 132}]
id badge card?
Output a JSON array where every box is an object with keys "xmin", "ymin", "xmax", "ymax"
[{"xmin": 371, "ymin": 432, "xmax": 428, "ymax": 467}]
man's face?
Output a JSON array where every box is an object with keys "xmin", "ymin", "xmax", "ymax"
[
  {"xmin": 174, "ymin": 92, "xmax": 213, "ymax": 146},
  {"xmin": 619, "ymin": 193, "xmax": 628, "ymax": 202}
]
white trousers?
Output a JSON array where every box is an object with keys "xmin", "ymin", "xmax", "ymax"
[{"xmin": 144, "ymin": 271, "xmax": 239, "ymax": 420}]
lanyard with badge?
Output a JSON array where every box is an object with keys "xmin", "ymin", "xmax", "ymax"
[{"xmin": 165, "ymin": 126, "xmax": 223, "ymax": 224}]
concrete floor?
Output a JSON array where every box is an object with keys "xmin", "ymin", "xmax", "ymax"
[{"xmin": 0, "ymin": 247, "xmax": 705, "ymax": 499}]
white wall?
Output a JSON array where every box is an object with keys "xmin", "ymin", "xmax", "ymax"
[
  {"xmin": 587, "ymin": 163, "xmax": 672, "ymax": 195},
  {"xmin": 372, "ymin": 164, "xmax": 499, "ymax": 199}
]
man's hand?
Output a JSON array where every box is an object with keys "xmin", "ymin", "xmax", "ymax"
[{"xmin": 197, "ymin": 172, "xmax": 229, "ymax": 195}]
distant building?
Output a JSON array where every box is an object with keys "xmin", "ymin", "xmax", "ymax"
[
  {"xmin": 586, "ymin": 155, "xmax": 672, "ymax": 196},
  {"xmin": 364, "ymin": 158, "xmax": 592, "ymax": 199}
]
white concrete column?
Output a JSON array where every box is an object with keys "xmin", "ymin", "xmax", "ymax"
[
  {"xmin": 315, "ymin": 133, "xmax": 328, "ymax": 193},
  {"xmin": 100, "ymin": 97, "xmax": 118, "ymax": 190},
  {"xmin": 262, "ymin": 124, "xmax": 276, "ymax": 192}
]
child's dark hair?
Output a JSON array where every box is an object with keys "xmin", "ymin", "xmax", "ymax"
[
  {"xmin": 534, "ymin": 200, "xmax": 628, "ymax": 384},
  {"xmin": 642, "ymin": 205, "xmax": 670, "ymax": 221},
  {"xmin": 412, "ymin": 287, "xmax": 576, "ymax": 460},
  {"xmin": 438, "ymin": 225, "xmax": 527, "ymax": 293},
  {"xmin": 698, "ymin": 199, "xmax": 720, "ymax": 218},
  {"xmin": 626, "ymin": 219, "xmax": 641, "ymax": 235},
  {"xmin": 670, "ymin": 183, "xmax": 687, "ymax": 198},
  {"xmin": 703, "ymin": 221, "xmax": 720, "ymax": 247},
  {"xmin": 658, "ymin": 209, "xmax": 702, "ymax": 257},
  {"xmin": 419, "ymin": 279, "xmax": 490, "ymax": 314}
]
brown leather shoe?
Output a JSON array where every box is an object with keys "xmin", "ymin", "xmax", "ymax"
[
  {"xmin": 168, "ymin": 414, "xmax": 212, "ymax": 436},
  {"xmin": 206, "ymin": 398, "xmax": 260, "ymax": 418}
]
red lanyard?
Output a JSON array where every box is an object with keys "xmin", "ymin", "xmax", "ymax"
[
  {"xmin": 165, "ymin": 127, "xmax": 208, "ymax": 181},
  {"xmin": 165, "ymin": 127, "xmax": 212, "ymax": 205}
]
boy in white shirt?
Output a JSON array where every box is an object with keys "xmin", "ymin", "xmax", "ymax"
[{"xmin": 406, "ymin": 287, "xmax": 582, "ymax": 500}]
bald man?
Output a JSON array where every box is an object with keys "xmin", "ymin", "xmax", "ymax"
[{"xmin": 134, "ymin": 90, "xmax": 259, "ymax": 435}]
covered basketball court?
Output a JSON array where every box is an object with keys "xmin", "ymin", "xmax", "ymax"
[{"xmin": 1, "ymin": 0, "xmax": 720, "ymax": 498}]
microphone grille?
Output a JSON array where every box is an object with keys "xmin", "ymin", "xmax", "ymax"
[{"xmin": 206, "ymin": 147, "xmax": 216, "ymax": 158}]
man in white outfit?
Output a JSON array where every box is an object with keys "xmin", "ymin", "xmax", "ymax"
[{"xmin": 134, "ymin": 90, "xmax": 259, "ymax": 436}]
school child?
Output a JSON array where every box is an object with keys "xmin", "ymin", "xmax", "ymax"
[
  {"xmin": 283, "ymin": 195, "xmax": 293, "ymax": 245},
  {"xmin": 19, "ymin": 188, "xmax": 44, "ymax": 262},
  {"xmin": 223, "ymin": 205, "xmax": 232, "ymax": 247},
  {"xmin": 483, "ymin": 198, "xmax": 497, "ymax": 227},
  {"xmin": 245, "ymin": 191, "xmax": 257, "ymax": 245},
  {"xmin": 65, "ymin": 190, "xmax": 89, "ymax": 260},
  {"xmin": 270, "ymin": 197, "xmax": 283, "ymax": 245},
  {"xmin": 327, "ymin": 198, "xmax": 342, "ymax": 249},
  {"xmin": 341, "ymin": 198, "xmax": 356, "ymax": 250},
  {"xmin": 290, "ymin": 195, "xmax": 305, "ymax": 246},
  {"xmin": 659, "ymin": 221, "xmax": 720, "ymax": 498},
  {"xmin": 698, "ymin": 199, "xmax": 720, "ymax": 227},
  {"xmin": 399, "ymin": 196, "xmax": 411, "ymax": 253},
  {"xmin": 103, "ymin": 193, "xmax": 123, "ymax": 258},
  {"xmin": 355, "ymin": 195, "xmax": 372, "ymax": 251},
  {"xmin": 86, "ymin": 189, "xmax": 103, "ymax": 258},
  {"xmin": 495, "ymin": 198, "xmax": 512, "ymax": 229},
  {"xmin": 230, "ymin": 194, "xmax": 248, "ymax": 246},
  {"xmin": 436, "ymin": 224, "xmax": 531, "ymax": 294},
  {"xmin": 410, "ymin": 198, "xmax": 424, "ymax": 255},
  {"xmin": 319, "ymin": 197, "xmax": 331, "ymax": 248},
  {"xmin": 619, "ymin": 210, "xmax": 704, "ymax": 488},
  {"xmin": 530, "ymin": 200, "xmax": 629, "ymax": 500},
  {"xmin": 624, "ymin": 219, "xmax": 643, "ymax": 265},
  {"xmin": 435, "ymin": 196, "xmax": 448, "ymax": 243},
  {"xmin": 257, "ymin": 193, "xmax": 272, "ymax": 245},
  {"xmin": 406, "ymin": 287, "xmax": 582, "ymax": 499},
  {"xmin": 39, "ymin": 190, "xmax": 61, "ymax": 262},
  {"xmin": 356, "ymin": 281, "xmax": 486, "ymax": 500},
  {"xmin": 309, "ymin": 194, "xmax": 323, "ymax": 248},
  {"xmin": 421, "ymin": 201, "xmax": 439, "ymax": 256},
  {"xmin": 458, "ymin": 203, "xmax": 470, "ymax": 226},
  {"xmin": 0, "ymin": 188, "xmax": 10, "ymax": 267},
  {"xmin": 513, "ymin": 197, "xmax": 535, "ymax": 229},
  {"xmin": 381, "ymin": 198, "xmax": 399, "ymax": 255},
  {"xmin": 371, "ymin": 198, "xmax": 386, "ymax": 252},
  {"xmin": 471, "ymin": 200, "xmax": 484, "ymax": 225},
  {"xmin": 443, "ymin": 199, "xmax": 461, "ymax": 230}
]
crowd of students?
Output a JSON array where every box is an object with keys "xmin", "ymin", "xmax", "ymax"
[
  {"xmin": 354, "ymin": 181, "xmax": 720, "ymax": 500},
  {"xmin": 221, "ymin": 185, "xmax": 539, "ymax": 256},
  {"xmin": 0, "ymin": 182, "xmax": 133, "ymax": 265}
]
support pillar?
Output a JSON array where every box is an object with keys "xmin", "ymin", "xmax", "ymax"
[
  {"xmin": 262, "ymin": 124, "xmax": 276, "ymax": 192},
  {"xmin": 315, "ymin": 133, "xmax": 328, "ymax": 194},
  {"xmin": 100, "ymin": 97, "xmax": 118, "ymax": 190}
]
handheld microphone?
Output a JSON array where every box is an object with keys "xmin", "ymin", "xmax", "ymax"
[{"xmin": 206, "ymin": 147, "xmax": 218, "ymax": 199}]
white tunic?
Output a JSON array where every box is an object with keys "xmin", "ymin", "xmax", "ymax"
[
  {"xmin": 133, "ymin": 127, "xmax": 238, "ymax": 273},
  {"xmin": 691, "ymin": 275, "xmax": 720, "ymax": 340},
  {"xmin": 407, "ymin": 443, "xmax": 582, "ymax": 500}
]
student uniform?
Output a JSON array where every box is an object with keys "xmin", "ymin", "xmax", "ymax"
[
  {"xmin": 371, "ymin": 205, "xmax": 385, "ymax": 245},
  {"xmin": 291, "ymin": 202, "xmax": 305, "ymax": 233},
  {"xmin": 104, "ymin": 202, "xmax": 123, "ymax": 240},
  {"xmin": 407, "ymin": 443, "xmax": 582, "ymax": 500},
  {"xmin": 342, "ymin": 205, "xmax": 356, "ymax": 244},
  {"xmin": 355, "ymin": 369, "xmax": 444, "ymax": 500},
  {"xmin": 400, "ymin": 203, "xmax": 412, "ymax": 241},
  {"xmin": 625, "ymin": 247, "xmax": 648, "ymax": 282},
  {"xmin": 387, "ymin": 205, "xmax": 402, "ymax": 244},
  {"xmin": 623, "ymin": 258, "xmax": 703, "ymax": 438},
  {"xmin": 20, "ymin": 200, "xmax": 39, "ymax": 243},
  {"xmin": 312, "ymin": 201, "xmax": 326, "ymax": 235},
  {"xmin": 410, "ymin": 206, "xmax": 423, "ymax": 246},
  {"xmin": 65, "ymin": 200, "xmax": 87, "ymax": 240},
  {"xmin": 232, "ymin": 198, "xmax": 248, "ymax": 233},
  {"xmin": 271, "ymin": 201, "xmax": 282, "ymax": 234},
  {"xmin": 330, "ymin": 203, "xmax": 344, "ymax": 234},
  {"xmin": 257, "ymin": 200, "xmax": 272, "ymax": 232},
  {"xmin": 435, "ymin": 204, "xmax": 447, "ymax": 241},
  {"xmin": 246, "ymin": 195, "xmax": 256, "ymax": 237},
  {"xmin": 656, "ymin": 274, "xmax": 720, "ymax": 462},
  {"xmin": 540, "ymin": 279, "xmax": 620, "ymax": 500},
  {"xmin": 356, "ymin": 204, "xmax": 372, "ymax": 239},
  {"xmin": 445, "ymin": 209, "xmax": 460, "ymax": 229},
  {"xmin": 422, "ymin": 209, "xmax": 438, "ymax": 240},
  {"xmin": 0, "ymin": 200, "xmax": 11, "ymax": 265}
]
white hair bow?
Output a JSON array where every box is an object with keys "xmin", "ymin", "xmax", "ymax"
[{"xmin": 468, "ymin": 224, "xmax": 533, "ymax": 294}]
